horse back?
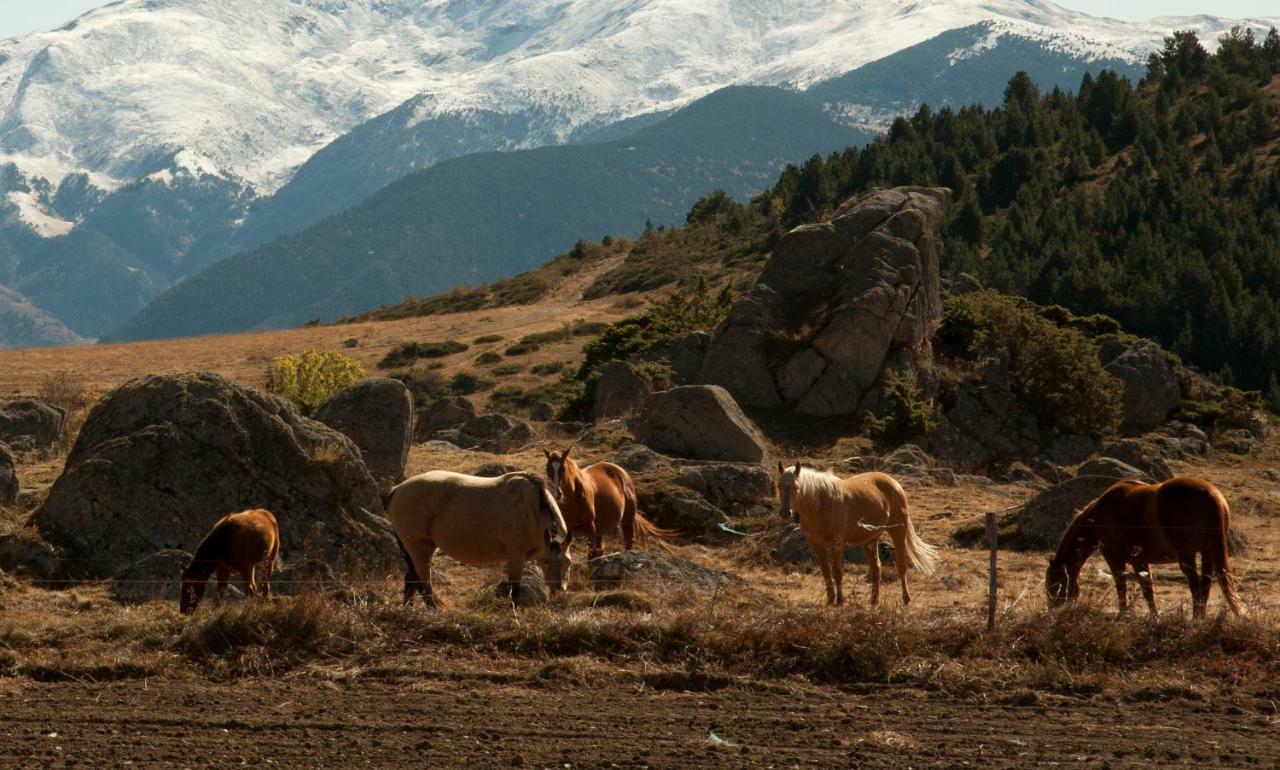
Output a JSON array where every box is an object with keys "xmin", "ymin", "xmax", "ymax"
[
  {"xmin": 580, "ymin": 462, "xmax": 632, "ymax": 528},
  {"xmin": 198, "ymin": 509, "xmax": 277, "ymax": 564}
]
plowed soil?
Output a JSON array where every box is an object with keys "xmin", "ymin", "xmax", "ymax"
[{"xmin": 1, "ymin": 676, "xmax": 1276, "ymax": 768}]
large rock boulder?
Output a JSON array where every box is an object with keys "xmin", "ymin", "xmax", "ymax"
[
  {"xmin": 32, "ymin": 372, "xmax": 395, "ymax": 579},
  {"xmin": 314, "ymin": 378, "xmax": 413, "ymax": 488},
  {"xmin": 1103, "ymin": 340, "xmax": 1181, "ymax": 434},
  {"xmin": 452, "ymin": 413, "xmax": 539, "ymax": 453},
  {"xmin": 634, "ymin": 331, "xmax": 710, "ymax": 385},
  {"xmin": 593, "ymin": 361, "xmax": 653, "ymax": 420},
  {"xmin": 636, "ymin": 486, "xmax": 731, "ymax": 544},
  {"xmin": 0, "ymin": 398, "xmax": 65, "ymax": 451},
  {"xmin": 929, "ymin": 383, "xmax": 1040, "ymax": 472},
  {"xmin": 610, "ymin": 444, "xmax": 665, "ymax": 473},
  {"xmin": 415, "ymin": 396, "xmax": 476, "ymax": 442},
  {"xmin": 698, "ymin": 187, "xmax": 951, "ymax": 415},
  {"xmin": 0, "ymin": 442, "xmax": 16, "ymax": 506},
  {"xmin": 112, "ymin": 549, "xmax": 192, "ymax": 604},
  {"xmin": 1016, "ymin": 475, "xmax": 1124, "ymax": 549},
  {"xmin": 634, "ymin": 385, "xmax": 769, "ymax": 463},
  {"xmin": 0, "ymin": 529, "xmax": 62, "ymax": 580},
  {"xmin": 675, "ymin": 463, "xmax": 775, "ymax": 517},
  {"xmin": 588, "ymin": 551, "xmax": 740, "ymax": 591},
  {"xmin": 1075, "ymin": 456, "xmax": 1154, "ymax": 482}
]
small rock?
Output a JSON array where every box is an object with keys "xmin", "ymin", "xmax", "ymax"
[
  {"xmin": 611, "ymin": 444, "xmax": 665, "ymax": 473},
  {"xmin": 0, "ymin": 442, "xmax": 16, "ymax": 506},
  {"xmin": 0, "ymin": 399, "xmax": 65, "ymax": 451},
  {"xmin": 588, "ymin": 551, "xmax": 740, "ymax": 591},
  {"xmin": 1075, "ymin": 457, "xmax": 1152, "ymax": 482}
]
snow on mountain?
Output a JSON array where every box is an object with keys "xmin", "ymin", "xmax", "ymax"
[{"xmin": 1, "ymin": 0, "xmax": 1275, "ymax": 202}]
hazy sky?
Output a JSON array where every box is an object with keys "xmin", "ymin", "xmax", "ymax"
[{"xmin": 0, "ymin": 0, "xmax": 1277, "ymax": 40}]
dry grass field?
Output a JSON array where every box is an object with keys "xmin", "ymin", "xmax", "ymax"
[{"xmin": 2, "ymin": 274, "xmax": 1279, "ymax": 766}]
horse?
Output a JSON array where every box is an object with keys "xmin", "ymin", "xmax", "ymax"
[
  {"xmin": 387, "ymin": 470, "xmax": 571, "ymax": 607},
  {"xmin": 776, "ymin": 462, "xmax": 938, "ymax": 606},
  {"xmin": 544, "ymin": 446, "xmax": 670, "ymax": 560},
  {"xmin": 180, "ymin": 508, "xmax": 280, "ymax": 614},
  {"xmin": 1045, "ymin": 476, "xmax": 1243, "ymax": 618}
]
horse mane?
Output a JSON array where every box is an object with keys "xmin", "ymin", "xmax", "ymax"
[
  {"xmin": 510, "ymin": 471, "xmax": 568, "ymax": 539},
  {"xmin": 796, "ymin": 465, "xmax": 841, "ymax": 502}
]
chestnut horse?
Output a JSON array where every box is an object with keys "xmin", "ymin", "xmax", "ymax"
[
  {"xmin": 180, "ymin": 509, "xmax": 280, "ymax": 614},
  {"xmin": 544, "ymin": 446, "xmax": 670, "ymax": 561},
  {"xmin": 776, "ymin": 463, "xmax": 938, "ymax": 606},
  {"xmin": 1046, "ymin": 476, "xmax": 1243, "ymax": 618},
  {"xmin": 387, "ymin": 470, "xmax": 571, "ymax": 606}
]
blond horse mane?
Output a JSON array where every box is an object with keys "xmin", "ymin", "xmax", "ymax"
[{"xmin": 795, "ymin": 465, "xmax": 841, "ymax": 503}]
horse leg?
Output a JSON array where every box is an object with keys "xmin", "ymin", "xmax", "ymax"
[
  {"xmin": 1179, "ymin": 560, "xmax": 1204, "ymax": 618},
  {"xmin": 894, "ymin": 545, "xmax": 912, "ymax": 606},
  {"xmin": 215, "ymin": 566, "xmax": 231, "ymax": 606},
  {"xmin": 828, "ymin": 545, "xmax": 845, "ymax": 606},
  {"xmin": 811, "ymin": 540, "xmax": 836, "ymax": 605},
  {"xmin": 504, "ymin": 556, "xmax": 524, "ymax": 607},
  {"xmin": 262, "ymin": 550, "xmax": 275, "ymax": 601},
  {"xmin": 585, "ymin": 521, "xmax": 602, "ymax": 561},
  {"xmin": 241, "ymin": 563, "xmax": 257, "ymax": 599},
  {"xmin": 621, "ymin": 495, "xmax": 637, "ymax": 551},
  {"xmin": 1132, "ymin": 561, "xmax": 1156, "ymax": 615},
  {"xmin": 1103, "ymin": 552, "xmax": 1128, "ymax": 613},
  {"xmin": 1197, "ymin": 550, "xmax": 1215, "ymax": 616},
  {"xmin": 407, "ymin": 541, "xmax": 435, "ymax": 607},
  {"xmin": 863, "ymin": 542, "xmax": 881, "ymax": 607}
]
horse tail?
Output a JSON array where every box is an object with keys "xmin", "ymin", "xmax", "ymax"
[
  {"xmin": 619, "ymin": 471, "xmax": 676, "ymax": 551},
  {"xmin": 901, "ymin": 515, "xmax": 939, "ymax": 575},
  {"xmin": 1211, "ymin": 493, "xmax": 1244, "ymax": 616}
]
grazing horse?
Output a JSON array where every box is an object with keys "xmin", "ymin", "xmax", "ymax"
[
  {"xmin": 387, "ymin": 470, "xmax": 571, "ymax": 606},
  {"xmin": 1046, "ymin": 476, "xmax": 1243, "ymax": 618},
  {"xmin": 776, "ymin": 463, "xmax": 938, "ymax": 606},
  {"xmin": 544, "ymin": 446, "xmax": 670, "ymax": 560},
  {"xmin": 180, "ymin": 509, "xmax": 280, "ymax": 614}
]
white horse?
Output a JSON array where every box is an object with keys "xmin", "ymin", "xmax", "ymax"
[
  {"xmin": 387, "ymin": 470, "xmax": 571, "ymax": 606},
  {"xmin": 776, "ymin": 463, "xmax": 938, "ymax": 606}
]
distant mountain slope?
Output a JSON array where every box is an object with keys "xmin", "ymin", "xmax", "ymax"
[
  {"xmin": 103, "ymin": 87, "xmax": 865, "ymax": 342},
  {"xmin": 0, "ymin": 284, "xmax": 87, "ymax": 349}
]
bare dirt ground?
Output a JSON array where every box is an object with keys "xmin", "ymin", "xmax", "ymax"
[{"xmin": 2, "ymin": 676, "xmax": 1277, "ymax": 768}]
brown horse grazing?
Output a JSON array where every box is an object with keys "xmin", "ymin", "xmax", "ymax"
[
  {"xmin": 180, "ymin": 509, "xmax": 280, "ymax": 614},
  {"xmin": 776, "ymin": 463, "xmax": 938, "ymax": 606},
  {"xmin": 544, "ymin": 446, "xmax": 670, "ymax": 560},
  {"xmin": 387, "ymin": 470, "xmax": 571, "ymax": 607},
  {"xmin": 1046, "ymin": 476, "xmax": 1243, "ymax": 618}
]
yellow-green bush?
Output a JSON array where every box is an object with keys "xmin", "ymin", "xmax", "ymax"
[{"xmin": 267, "ymin": 349, "xmax": 365, "ymax": 412}]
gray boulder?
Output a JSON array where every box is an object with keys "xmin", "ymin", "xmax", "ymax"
[
  {"xmin": 529, "ymin": 401, "xmax": 557, "ymax": 422},
  {"xmin": 472, "ymin": 462, "xmax": 520, "ymax": 478},
  {"xmin": 1075, "ymin": 457, "xmax": 1152, "ymax": 481},
  {"xmin": 698, "ymin": 187, "xmax": 951, "ymax": 415},
  {"xmin": 32, "ymin": 372, "xmax": 395, "ymax": 579},
  {"xmin": 588, "ymin": 551, "xmax": 740, "ymax": 591},
  {"xmin": 457, "ymin": 413, "xmax": 539, "ymax": 453},
  {"xmin": 314, "ymin": 378, "xmax": 413, "ymax": 488},
  {"xmin": 1097, "ymin": 439, "xmax": 1173, "ymax": 481},
  {"xmin": 593, "ymin": 361, "xmax": 653, "ymax": 420},
  {"xmin": 929, "ymin": 383, "xmax": 1040, "ymax": 472},
  {"xmin": 1016, "ymin": 475, "xmax": 1124, "ymax": 550},
  {"xmin": 1218, "ymin": 428, "xmax": 1256, "ymax": 455},
  {"xmin": 0, "ymin": 442, "xmax": 16, "ymax": 506},
  {"xmin": 636, "ymin": 486, "xmax": 731, "ymax": 543},
  {"xmin": 415, "ymin": 396, "xmax": 476, "ymax": 442},
  {"xmin": 634, "ymin": 385, "xmax": 770, "ymax": 463},
  {"xmin": 112, "ymin": 549, "xmax": 192, "ymax": 604},
  {"xmin": 610, "ymin": 444, "xmax": 665, "ymax": 473},
  {"xmin": 950, "ymin": 272, "xmax": 984, "ymax": 295},
  {"xmin": 1103, "ymin": 340, "xmax": 1181, "ymax": 434},
  {"xmin": 675, "ymin": 463, "xmax": 775, "ymax": 516},
  {"xmin": 0, "ymin": 398, "xmax": 65, "ymax": 451},
  {"xmin": 0, "ymin": 529, "xmax": 62, "ymax": 580},
  {"xmin": 634, "ymin": 331, "xmax": 710, "ymax": 385}
]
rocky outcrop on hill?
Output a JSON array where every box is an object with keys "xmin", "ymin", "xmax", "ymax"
[
  {"xmin": 593, "ymin": 360, "xmax": 652, "ymax": 419},
  {"xmin": 634, "ymin": 385, "xmax": 769, "ymax": 463},
  {"xmin": 697, "ymin": 187, "xmax": 951, "ymax": 415},
  {"xmin": 33, "ymin": 372, "xmax": 394, "ymax": 578},
  {"xmin": 674, "ymin": 462, "xmax": 775, "ymax": 517},
  {"xmin": 1101, "ymin": 339, "xmax": 1181, "ymax": 434},
  {"xmin": 415, "ymin": 396, "xmax": 476, "ymax": 442},
  {"xmin": 0, "ymin": 398, "xmax": 65, "ymax": 451},
  {"xmin": 314, "ymin": 378, "xmax": 413, "ymax": 489}
]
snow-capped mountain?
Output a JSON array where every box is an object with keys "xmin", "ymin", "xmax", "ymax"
[{"xmin": 0, "ymin": 0, "xmax": 1277, "ymax": 343}]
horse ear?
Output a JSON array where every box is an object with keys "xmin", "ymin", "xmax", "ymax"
[
  {"xmin": 777, "ymin": 460, "xmax": 785, "ymax": 475},
  {"xmin": 564, "ymin": 530, "xmax": 574, "ymax": 547},
  {"xmin": 543, "ymin": 448, "xmax": 551, "ymax": 459},
  {"xmin": 544, "ymin": 528, "xmax": 553, "ymax": 546},
  {"xmin": 793, "ymin": 460, "xmax": 801, "ymax": 472},
  {"xmin": 564, "ymin": 444, "xmax": 573, "ymax": 458}
]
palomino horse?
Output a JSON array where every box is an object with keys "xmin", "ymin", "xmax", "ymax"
[
  {"xmin": 387, "ymin": 470, "xmax": 570, "ymax": 606},
  {"xmin": 544, "ymin": 446, "xmax": 669, "ymax": 561},
  {"xmin": 1046, "ymin": 476, "xmax": 1243, "ymax": 618},
  {"xmin": 776, "ymin": 463, "xmax": 938, "ymax": 606},
  {"xmin": 180, "ymin": 509, "xmax": 280, "ymax": 614}
]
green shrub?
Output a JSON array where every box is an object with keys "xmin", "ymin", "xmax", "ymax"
[
  {"xmin": 938, "ymin": 292, "xmax": 1124, "ymax": 438},
  {"xmin": 474, "ymin": 334, "xmax": 504, "ymax": 344},
  {"xmin": 493, "ymin": 364, "xmax": 524, "ymax": 376},
  {"xmin": 449, "ymin": 371, "xmax": 493, "ymax": 395},
  {"xmin": 505, "ymin": 343, "xmax": 539, "ymax": 357},
  {"xmin": 867, "ymin": 369, "xmax": 936, "ymax": 447},
  {"xmin": 267, "ymin": 349, "xmax": 365, "ymax": 413},
  {"xmin": 378, "ymin": 340, "xmax": 468, "ymax": 369},
  {"xmin": 530, "ymin": 361, "xmax": 565, "ymax": 376},
  {"xmin": 476, "ymin": 351, "xmax": 502, "ymax": 365}
]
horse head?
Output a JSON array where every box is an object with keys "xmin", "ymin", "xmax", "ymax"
[
  {"xmin": 542, "ymin": 528, "xmax": 574, "ymax": 592},
  {"xmin": 1044, "ymin": 557, "xmax": 1073, "ymax": 605},
  {"xmin": 775, "ymin": 460, "xmax": 802, "ymax": 522},
  {"xmin": 178, "ymin": 566, "xmax": 207, "ymax": 614},
  {"xmin": 543, "ymin": 445, "xmax": 576, "ymax": 502}
]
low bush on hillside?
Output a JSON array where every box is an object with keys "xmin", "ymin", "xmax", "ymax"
[
  {"xmin": 378, "ymin": 340, "xmax": 469, "ymax": 369},
  {"xmin": 938, "ymin": 292, "xmax": 1123, "ymax": 439},
  {"xmin": 867, "ymin": 369, "xmax": 936, "ymax": 447},
  {"xmin": 474, "ymin": 334, "xmax": 504, "ymax": 344},
  {"xmin": 476, "ymin": 351, "xmax": 502, "ymax": 365},
  {"xmin": 267, "ymin": 349, "xmax": 365, "ymax": 412}
]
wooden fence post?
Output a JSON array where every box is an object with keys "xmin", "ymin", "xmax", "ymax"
[{"xmin": 986, "ymin": 511, "xmax": 998, "ymax": 630}]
